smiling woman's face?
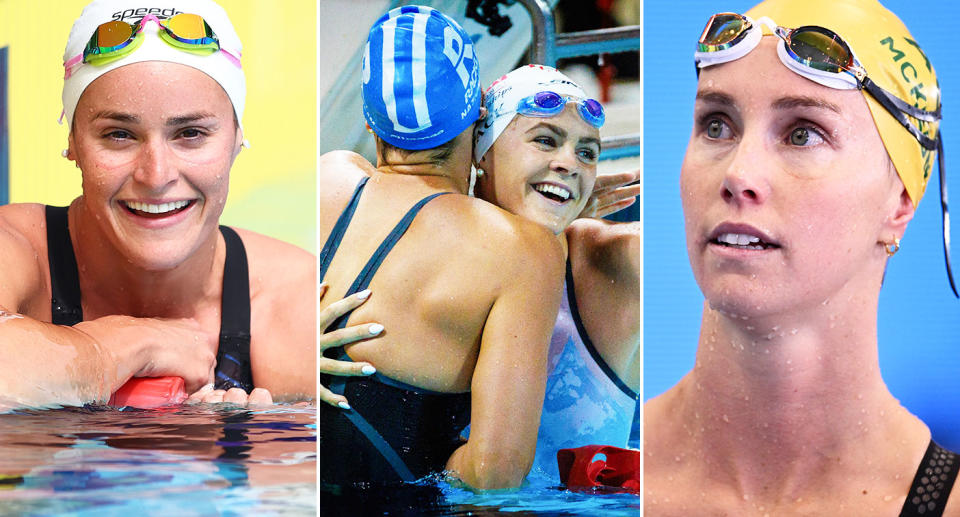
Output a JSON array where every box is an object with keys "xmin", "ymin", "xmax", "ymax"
[
  {"xmin": 477, "ymin": 105, "xmax": 600, "ymax": 235},
  {"xmin": 681, "ymin": 37, "xmax": 910, "ymax": 318},
  {"xmin": 68, "ymin": 61, "xmax": 241, "ymax": 271}
]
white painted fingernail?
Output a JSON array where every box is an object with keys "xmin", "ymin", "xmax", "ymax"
[
  {"xmin": 361, "ymin": 365, "xmax": 376, "ymax": 375},
  {"xmin": 338, "ymin": 401, "xmax": 351, "ymax": 410},
  {"xmin": 368, "ymin": 323, "xmax": 384, "ymax": 335},
  {"xmin": 357, "ymin": 289, "xmax": 372, "ymax": 300}
]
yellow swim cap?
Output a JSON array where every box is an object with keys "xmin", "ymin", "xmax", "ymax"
[{"xmin": 746, "ymin": 0, "xmax": 940, "ymax": 206}]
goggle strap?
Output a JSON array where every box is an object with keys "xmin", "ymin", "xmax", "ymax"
[
  {"xmin": 862, "ymin": 79, "xmax": 938, "ymax": 150},
  {"xmin": 937, "ymin": 135, "xmax": 959, "ymax": 297},
  {"xmin": 863, "ymin": 77, "xmax": 940, "ymax": 121}
]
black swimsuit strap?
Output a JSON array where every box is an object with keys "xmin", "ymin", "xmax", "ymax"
[
  {"xmin": 214, "ymin": 226, "xmax": 253, "ymax": 392},
  {"xmin": 45, "ymin": 205, "xmax": 83, "ymax": 326},
  {"xmin": 325, "ymin": 190, "xmax": 451, "ymax": 334},
  {"xmin": 564, "ymin": 257, "xmax": 638, "ymax": 400},
  {"xmin": 319, "ymin": 176, "xmax": 369, "ymax": 282},
  {"xmin": 44, "ymin": 206, "xmax": 253, "ymax": 392},
  {"xmin": 900, "ymin": 440, "xmax": 958, "ymax": 516},
  {"xmin": 321, "ymin": 189, "xmax": 452, "ymax": 483}
]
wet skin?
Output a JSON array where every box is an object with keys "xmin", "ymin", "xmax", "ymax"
[
  {"xmin": 477, "ymin": 105, "xmax": 600, "ymax": 235},
  {"xmin": 67, "ymin": 61, "xmax": 241, "ymax": 274}
]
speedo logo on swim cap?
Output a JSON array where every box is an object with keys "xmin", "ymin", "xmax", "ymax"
[{"xmin": 112, "ymin": 7, "xmax": 184, "ymax": 22}]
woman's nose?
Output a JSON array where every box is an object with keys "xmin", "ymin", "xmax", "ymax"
[{"xmin": 133, "ymin": 139, "xmax": 178, "ymax": 192}]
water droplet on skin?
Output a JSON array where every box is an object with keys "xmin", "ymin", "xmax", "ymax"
[
  {"xmin": 883, "ymin": 495, "xmax": 893, "ymax": 502},
  {"xmin": 722, "ymin": 414, "xmax": 730, "ymax": 423}
]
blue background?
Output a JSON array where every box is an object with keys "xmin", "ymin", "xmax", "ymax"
[{"xmin": 643, "ymin": 1, "xmax": 960, "ymax": 452}]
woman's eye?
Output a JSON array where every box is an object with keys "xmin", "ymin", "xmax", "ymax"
[
  {"xmin": 578, "ymin": 148, "xmax": 598, "ymax": 162},
  {"xmin": 106, "ymin": 130, "xmax": 132, "ymax": 140},
  {"xmin": 179, "ymin": 128, "xmax": 205, "ymax": 139},
  {"xmin": 534, "ymin": 136, "xmax": 556, "ymax": 147},
  {"xmin": 787, "ymin": 126, "xmax": 824, "ymax": 147},
  {"xmin": 705, "ymin": 119, "xmax": 727, "ymax": 139}
]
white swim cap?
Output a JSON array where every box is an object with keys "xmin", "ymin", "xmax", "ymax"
[
  {"xmin": 474, "ymin": 64, "xmax": 590, "ymax": 163},
  {"xmin": 62, "ymin": 0, "xmax": 245, "ymax": 129}
]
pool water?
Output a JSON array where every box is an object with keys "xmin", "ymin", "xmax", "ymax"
[
  {"xmin": 0, "ymin": 404, "xmax": 316, "ymax": 516},
  {"xmin": 320, "ymin": 437, "xmax": 641, "ymax": 516}
]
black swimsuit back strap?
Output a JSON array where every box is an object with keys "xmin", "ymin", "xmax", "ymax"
[
  {"xmin": 900, "ymin": 440, "xmax": 958, "ymax": 516},
  {"xmin": 45, "ymin": 205, "xmax": 83, "ymax": 326},
  {"xmin": 325, "ymin": 190, "xmax": 451, "ymax": 334},
  {"xmin": 319, "ymin": 176, "xmax": 369, "ymax": 282},
  {"xmin": 215, "ymin": 226, "xmax": 254, "ymax": 392}
]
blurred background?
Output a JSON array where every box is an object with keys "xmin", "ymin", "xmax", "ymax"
[
  {"xmin": 0, "ymin": 1, "xmax": 316, "ymax": 252},
  {"xmin": 644, "ymin": 0, "xmax": 960, "ymax": 451}
]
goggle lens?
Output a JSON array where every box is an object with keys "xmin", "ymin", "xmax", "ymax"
[
  {"xmin": 94, "ymin": 21, "xmax": 135, "ymax": 49},
  {"xmin": 163, "ymin": 13, "xmax": 215, "ymax": 43},
  {"xmin": 532, "ymin": 91, "xmax": 565, "ymax": 111},
  {"xmin": 701, "ymin": 13, "xmax": 748, "ymax": 47},
  {"xmin": 788, "ymin": 27, "xmax": 851, "ymax": 73}
]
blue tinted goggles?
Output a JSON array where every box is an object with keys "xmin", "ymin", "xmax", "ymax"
[{"xmin": 517, "ymin": 91, "xmax": 605, "ymax": 129}]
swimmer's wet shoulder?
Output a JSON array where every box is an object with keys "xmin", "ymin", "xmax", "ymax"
[{"xmin": 230, "ymin": 227, "xmax": 316, "ymax": 399}]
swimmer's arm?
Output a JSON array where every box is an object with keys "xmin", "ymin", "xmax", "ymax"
[
  {"xmin": 445, "ymin": 229, "xmax": 566, "ymax": 489},
  {"xmin": 247, "ymin": 240, "xmax": 318, "ymax": 401},
  {"xmin": 0, "ymin": 312, "xmax": 215, "ymax": 410},
  {"xmin": 0, "ymin": 211, "xmax": 214, "ymax": 409}
]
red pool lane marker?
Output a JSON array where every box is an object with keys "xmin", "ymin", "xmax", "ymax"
[
  {"xmin": 109, "ymin": 377, "xmax": 188, "ymax": 408},
  {"xmin": 557, "ymin": 445, "xmax": 641, "ymax": 493}
]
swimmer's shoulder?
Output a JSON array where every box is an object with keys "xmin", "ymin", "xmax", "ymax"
[
  {"xmin": 318, "ymin": 151, "xmax": 375, "ymax": 193},
  {"xmin": 430, "ymin": 195, "xmax": 565, "ymax": 278},
  {"xmin": 228, "ymin": 227, "xmax": 315, "ymax": 371},
  {"xmin": 0, "ymin": 203, "xmax": 52, "ymax": 312},
  {"xmin": 568, "ymin": 218, "xmax": 642, "ymax": 283},
  {"xmin": 226, "ymin": 227, "xmax": 315, "ymax": 295}
]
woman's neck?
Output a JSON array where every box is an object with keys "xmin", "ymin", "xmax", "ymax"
[
  {"xmin": 674, "ymin": 299, "xmax": 927, "ymax": 500},
  {"xmin": 68, "ymin": 200, "xmax": 223, "ymax": 319}
]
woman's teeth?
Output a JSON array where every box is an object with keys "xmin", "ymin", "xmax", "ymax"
[
  {"xmin": 124, "ymin": 200, "xmax": 190, "ymax": 214},
  {"xmin": 533, "ymin": 184, "xmax": 572, "ymax": 202},
  {"xmin": 716, "ymin": 232, "xmax": 769, "ymax": 250}
]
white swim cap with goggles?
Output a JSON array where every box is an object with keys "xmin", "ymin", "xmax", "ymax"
[
  {"xmin": 61, "ymin": 0, "xmax": 245, "ymax": 130},
  {"xmin": 474, "ymin": 64, "xmax": 605, "ymax": 164}
]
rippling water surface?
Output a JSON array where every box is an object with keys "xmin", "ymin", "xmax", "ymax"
[
  {"xmin": 321, "ymin": 437, "xmax": 642, "ymax": 516},
  {"xmin": 0, "ymin": 404, "xmax": 316, "ymax": 516}
]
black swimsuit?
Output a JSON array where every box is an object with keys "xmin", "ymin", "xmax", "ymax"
[
  {"xmin": 318, "ymin": 177, "xmax": 470, "ymax": 485},
  {"xmin": 44, "ymin": 205, "xmax": 254, "ymax": 392},
  {"xmin": 900, "ymin": 440, "xmax": 958, "ymax": 516}
]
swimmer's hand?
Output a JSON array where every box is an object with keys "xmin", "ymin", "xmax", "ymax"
[
  {"xmin": 186, "ymin": 384, "xmax": 273, "ymax": 407},
  {"xmin": 317, "ymin": 284, "xmax": 383, "ymax": 410},
  {"xmin": 76, "ymin": 315, "xmax": 216, "ymax": 394},
  {"xmin": 578, "ymin": 168, "xmax": 642, "ymax": 219}
]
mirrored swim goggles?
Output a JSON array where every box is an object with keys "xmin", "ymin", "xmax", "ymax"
[
  {"xmin": 695, "ymin": 13, "xmax": 956, "ymax": 298},
  {"xmin": 63, "ymin": 13, "xmax": 241, "ymax": 79},
  {"xmin": 512, "ymin": 91, "xmax": 606, "ymax": 129}
]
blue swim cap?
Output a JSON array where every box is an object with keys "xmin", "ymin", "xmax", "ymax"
[{"xmin": 362, "ymin": 6, "xmax": 481, "ymax": 151}]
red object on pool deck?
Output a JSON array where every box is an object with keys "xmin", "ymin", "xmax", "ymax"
[
  {"xmin": 557, "ymin": 445, "xmax": 641, "ymax": 492},
  {"xmin": 108, "ymin": 377, "xmax": 188, "ymax": 408}
]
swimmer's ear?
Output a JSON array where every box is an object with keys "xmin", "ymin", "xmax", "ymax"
[
  {"xmin": 233, "ymin": 127, "xmax": 244, "ymax": 156},
  {"xmin": 883, "ymin": 187, "xmax": 915, "ymax": 240},
  {"xmin": 365, "ymin": 122, "xmax": 374, "ymax": 134},
  {"xmin": 65, "ymin": 135, "xmax": 78, "ymax": 166}
]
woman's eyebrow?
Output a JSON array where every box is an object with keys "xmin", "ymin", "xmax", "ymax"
[
  {"xmin": 92, "ymin": 111, "xmax": 140, "ymax": 123},
  {"xmin": 165, "ymin": 112, "xmax": 218, "ymax": 126},
  {"xmin": 695, "ymin": 89, "xmax": 736, "ymax": 107},
  {"xmin": 526, "ymin": 121, "xmax": 566, "ymax": 137},
  {"xmin": 772, "ymin": 95, "xmax": 842, "ymax": 114}
]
